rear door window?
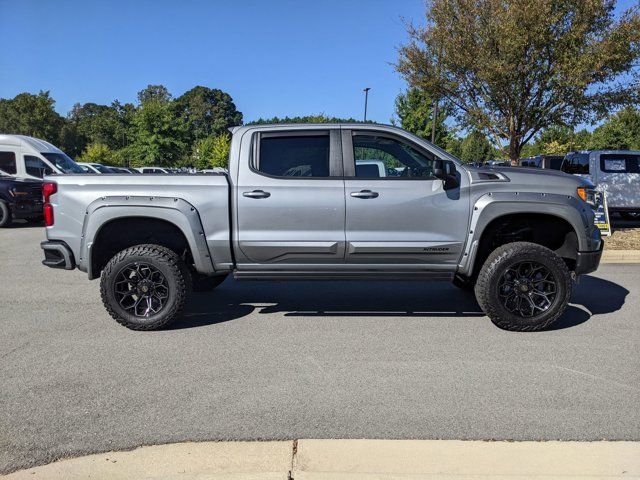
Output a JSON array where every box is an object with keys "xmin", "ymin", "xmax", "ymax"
[
  {"xmin": 0, "ymin": 151, "xmax": 17, "ymax": 174},
  {"xmin": 255, "ymin": 134, "xmax": 330, "ymax": 177},
  {"xmin": 600, "ymin": 154, "xmax": 640, "ymax": 173}
]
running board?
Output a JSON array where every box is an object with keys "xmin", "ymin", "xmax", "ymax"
[{"xmin": 233, "ymin": 270, "xmax": 454, "ymax": 282}]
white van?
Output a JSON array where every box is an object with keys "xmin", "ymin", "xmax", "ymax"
[
  {"xmin": 562, "ymin": 150, "xmax": 640, "ymax": 220},
  {"xmin": 0, "ymin": 134, "xmax": 85, "ymax": 180}
]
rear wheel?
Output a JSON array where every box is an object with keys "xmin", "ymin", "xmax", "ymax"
[
  {"xmin": 474, "ymin": 242, "xmax": 572, "ymax": 331},
  {"xmin": 100, "ymin": 244, "xmax": 191, "ymax": 330},
  {"xmin": 620, "ymin": 211, "xmax": 640, "ymax": 221},
  {"xmin": 0, "ymin": 201, "xmax": 11, "ymax": 227}
]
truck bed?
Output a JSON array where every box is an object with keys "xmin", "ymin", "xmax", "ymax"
[{"xmin": 45, "ymin": 173, "xmax": 232, "ymax": 276}]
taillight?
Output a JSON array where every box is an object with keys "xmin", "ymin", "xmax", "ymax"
[
  {"xmin": 43, "ymin": 182, "xmax": 57, "ymax": 226},
  {"xmin": 43, "ymin": 182, "xmax": 57, "ymax": 203}
]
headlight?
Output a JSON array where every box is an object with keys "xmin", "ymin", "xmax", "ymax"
[{"xmin": 576, "ymin": 187, "xmax": 597, "ymax": 208}]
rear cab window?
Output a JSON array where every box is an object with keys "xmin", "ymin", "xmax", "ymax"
[{"xmin": 600, "ymin": 154, "xmax": 640, "ymax": 173}]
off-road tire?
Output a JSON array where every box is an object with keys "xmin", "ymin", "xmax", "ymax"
[
  {"xmin": 100, "ymin": 244, "xmax": 192, "ymax": 330},
  {"xmin": 474, "ymin": 242, "xmax": 572, "ymax": 332},
  {"xmin": 0, "ymin": 200, "xmax": 11, "ymax": 227},
  {"xmin": 452, "ymin": 273, "xmax": 475, "ymax": 291},
  {"xmin": 192, "ymin": 273, "xmax": 228, "ymax": 292}
]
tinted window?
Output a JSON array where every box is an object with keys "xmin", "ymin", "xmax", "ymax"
[
  {"xmin": 352, "ymin": 135, "xmax": 436, "ymax": 179},
  {"xmin": 547, "ymin": 157, "xmax": 564, "ymax": 170},
  {"xmin": 25, "ymin": 155, "xmax": 53, "ymax": 178},
  {"xmin": 600, "ymin": 154, "xmax": 640, "ymax": 173},
  {"xmin": 562, "ymin": 153, "xmax": 590, "ymax": 174},
  {"xmin": 0, "ymin": 151, "xmax": 17, "ymax": 174},
  {"xmin": 355, "ymin": 163, "xmax": 382, "ymax": 177},
  {"xmin": 257, "ymin": 135, "xmax": 330, "ymax": 177}
]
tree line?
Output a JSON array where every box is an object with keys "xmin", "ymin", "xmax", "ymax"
[{"xmin": 0, "ymin": 85, "xmax": 242, "ymax": 169}]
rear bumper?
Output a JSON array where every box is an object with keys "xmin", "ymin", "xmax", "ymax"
[
  {"xmin": 574, "ymin": 242, "xmax": 603, "ymax": 275},
  {"xmin": 41, "ymin": 241, "xmax": 75, "ymax": 270},
  {"xmin": 11, "ymin": 199, "xmax": 43, "ymax": 219}
]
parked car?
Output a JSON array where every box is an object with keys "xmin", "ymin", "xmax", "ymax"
[
  {"xmin": 138, "ymin": 167, "xmax": 171, "ymax": 174},
  {"xmin": 355, "ymin": 159, "xmax": 387, "ymax": 177},
  {"xmin": 561, "ymin": 150, "xmax": 640, "ymax": 220},
  {"xmin": 484, "ymin": 160, "xmax": 512, "ymax": 167},
  {"xmin": 77, "ymin": 162, "xmax": 118, "ymax": 174},
  {"xmin": 0, "ymin": 134, "xmax": 85, "ymax": 180},
  {"xmin": 0, "ymin": 171, "xmax": 43, "ymax": 227},
  {"xmin": 519, "ymin": 155, "xmax": 564, "ymax": 170},
  {"xmin": 41, "ymin": 123, "xmax": 602, "ymax": 332}
]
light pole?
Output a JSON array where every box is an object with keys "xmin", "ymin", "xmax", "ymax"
[{"xmin": 363, "ymin": 87, "xmax": 371, "ymax": 122}]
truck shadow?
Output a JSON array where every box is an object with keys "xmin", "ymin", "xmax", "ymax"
[{"xmin": 175, "ymin": 274, "xmax": 628, "ymax": 331}]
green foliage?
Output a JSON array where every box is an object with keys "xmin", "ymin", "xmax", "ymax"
[
  {"xmin": 78, "ymin": 142, "xmax": 114, "ymax": 165},
  {"xmin": 248, "ymin": 114, "xmax": 367, "ymax": 125},
  {"xmin": 588, "ymin": 107, "xmax": 640, "ymax": 150},
  {"xmin": 191, "ymin": 134, "xmax": 231, "ymax": 170},
  {"xmin": 460, "ymin": 131, "xmax": 495, "ymax": 163},
  {"xmin": 0, "ymin": 91, "xmax": 64, "ymax": 143},
  {"xmin": 397, "ymin": 0, "xmax": 640, "ymax": 161},
  {"xmin": 175, "ymin": 86, "xmax": 243, "ymax": 142},
  {"xmin": 128, "ymin": 94, "xmax": 186, "ymax": 167},
  {"xmin": 394, "ymin": 88, "xmax": 450, "ymax": 148}
]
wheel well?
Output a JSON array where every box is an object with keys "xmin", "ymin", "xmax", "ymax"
[
  {"xmin": 91, "ymin": 217, "xmax": 193, "ymax": 278},
  {"xmin": 471, "ymin": 213, "xmax": 578, "ymax": 277}
]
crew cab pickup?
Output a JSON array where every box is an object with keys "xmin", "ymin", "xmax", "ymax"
[{"xmin": 41, "ymin": 124, "xmax": 603, "ymax": 331}]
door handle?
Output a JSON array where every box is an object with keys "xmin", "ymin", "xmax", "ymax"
[
  {"xmin": 350, "ymin": 190, "xmax": 379, "ymax": 199},
  {"xmin": 243, "ymin": 190, "xmax": 271, "ymax": 199}
]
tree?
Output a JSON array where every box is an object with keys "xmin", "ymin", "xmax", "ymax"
[
  {"xmin": 394, "ymin": 87, "xmax": 450, "ymax": 148},
  {"xmin": 191, "ymin": 133, "xmax": 231, "ymax": 170},
  {"xmin": 137, "ymin": 84, "xmax": 171, "ymax": 104},
  {"xmin": 589, "ymin": 106, "xmax": 640, "ymax": 150},
  {"xmin": 78, "ymin": 142, "xmax": 114, "ymax": 165},
  {"xmin": 460, "ymin": 130, "xmax": 494, "ymax": 163},
  {"xmin": 248, "ymin": 114, "xmax": 365, "ymax": 125},
  {"xmin": 174, "ymin": 86, "xmax": 243, "ymax": 142},
  {"xmin": 128, "ymin": 88, "xmax": 186, "ymax": 167},
  {"xmin": 0, "ymin": 91, "xmax": 64, "ymax": 142},
  {"xmin": 397, "ymin": 0, "xmax": 640, "ymax": 162}
]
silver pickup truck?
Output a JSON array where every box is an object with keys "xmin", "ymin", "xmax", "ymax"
[{"xmin": 41, "ymin": 124, "xmax": 603, "ymax": 332}]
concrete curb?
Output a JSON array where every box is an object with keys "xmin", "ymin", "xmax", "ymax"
[
  {"xmin": 3, "ymin": 440, "xmax": 639, "ymax": 480},
  {"xmin": 602, "ymin": 249, "xmax": 640, "ymax": 263}
]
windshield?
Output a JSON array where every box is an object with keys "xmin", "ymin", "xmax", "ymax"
[{"xmin": 41, "ymin": 152, "xmax": 85, "ymax": 174}]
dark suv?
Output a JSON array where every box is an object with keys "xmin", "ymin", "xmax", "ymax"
[{"xmin": 0, "ymin": 172, "xmax": 43, "ymax": 227}]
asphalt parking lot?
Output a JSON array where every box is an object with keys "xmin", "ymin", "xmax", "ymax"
[{"xmin": 1, "ymin": 225, "xmax": 639, "ymax": 474}]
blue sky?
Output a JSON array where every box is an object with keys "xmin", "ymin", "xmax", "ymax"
[
  {"xmin": 0, "ymin": 0, "xmax": 636, "ymax": 125},
  {"xmin": 0, "ymin": 0, "xmax": 426, "ymax": 123}
]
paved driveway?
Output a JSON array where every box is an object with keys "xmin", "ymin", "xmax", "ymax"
[{"xmin": 1, "ymin": 225, "xmax": 639, "ymax": 474}]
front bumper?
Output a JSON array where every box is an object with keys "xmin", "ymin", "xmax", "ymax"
[
  {"xmin": 574, "ymin": 242, "xmax": 603, "ymax": 275},
  {"xmin": 41, "ymin": 241, "xmax": 75, "ymax": 270}
]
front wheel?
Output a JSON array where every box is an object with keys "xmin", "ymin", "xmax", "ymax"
[
  {"xmin": 100, "ymin": 244, "xmax": 191, "ymax": 330},
  {"xmin": 474, "ymin": 242, "xmax": 572, "ymax": 332}
]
